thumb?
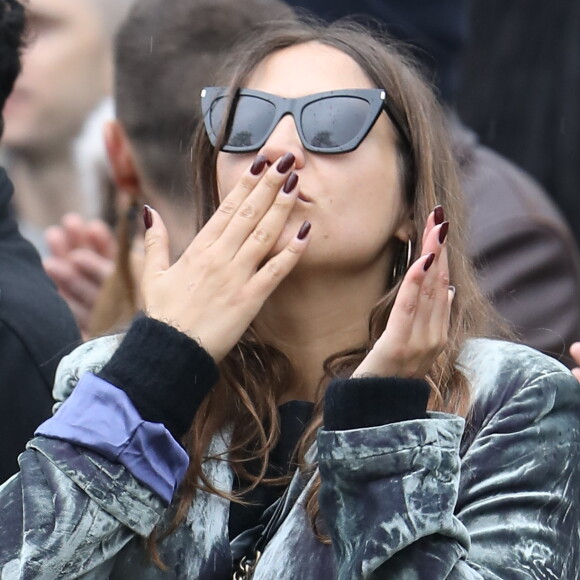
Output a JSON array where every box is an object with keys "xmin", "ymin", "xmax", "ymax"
[{"xmin": 142, "ymin": 205, "xmax": 170, "ymax": 283}]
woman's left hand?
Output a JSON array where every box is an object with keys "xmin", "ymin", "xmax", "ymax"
[{"xmin": 352, "ymin": 207, "xmax": 453, "ymax": 380}]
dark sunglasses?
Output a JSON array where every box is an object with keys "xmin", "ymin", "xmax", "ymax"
[{"xmin": 201, "ymin": 86, "xmax": 411, "ymax": 154}]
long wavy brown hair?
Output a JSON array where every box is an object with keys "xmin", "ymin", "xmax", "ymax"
[{"xmin": 149, "ymin": 19, "xmax": 504, "ymax": 556}]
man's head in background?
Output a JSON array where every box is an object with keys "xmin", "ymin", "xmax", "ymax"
[
  {"xmin": 2, "ymin": 0, "xmax": 134, "ymax": 154},
  {"xmin": 106, "ymin": 0, "xmax": 294, "ymax": 255},
  {"xmin": 0, "ymin": 0, "xmax": 25, "ymax": 140}
]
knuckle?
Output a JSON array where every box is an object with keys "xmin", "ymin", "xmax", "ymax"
[
  {"xmin": 227, "ymin": 289, "xmax": 245, "ymax": 307},
  {"xmin": 144, "ymin": 234, "xmax": 158, "ymax": 254},
  {"xmin": 263, "ymin": 173, "xmax": 283, "ymax": 191},
  {"xmin": 218, "ymin": 199, "xmax": 237, "ymax": 215},
  {"xmin": 390, "ymin": 346, "xmax": 407, "ymax": 361},
  {"xmin": 421, "ymin": 286, "xmax": 436, "ymax": 300},
  {"xmin": 252, "ymin": 228, "xmax": 271, "ymax": 244},
  {"xmin": 201, "ymin": 253, "xmax": 221, "ymax": 272},
  {"xmin": 238, "ymin": 174, "xmax": 256, "ymax": 194},
  {"xmin": 439, "ymin": 272, "xmax": 450, "ymax": 287},
  {"xmin": 401, "ymin": 301, "xmax": 418, "ymax": 316},
  {"xmin": 266, "ymin": 259, "xmax": 283, "ymax": 278},
  {"xmin": 238, "ymin": 202, "xmax": 257, "ymax": 219},
  {"xmin": 272, "ymin": 196, "xmax": 293, "ymax": 211},
  {"xmin": 406, "ymin": 269, "xmax": 424, "ymax": 287}
]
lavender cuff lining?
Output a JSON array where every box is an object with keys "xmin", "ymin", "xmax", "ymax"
[{"xmin": 35, "ymin": 373, "xmax": 189, "ymax": 504}]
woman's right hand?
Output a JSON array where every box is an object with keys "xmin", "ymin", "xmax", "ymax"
[{"xmin": 140, "ymin": 153, "xmax": 311, "ymax": 363}]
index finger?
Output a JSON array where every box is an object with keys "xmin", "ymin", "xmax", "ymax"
[
  {"xmin": 193, "ymin": 154, "xmax": 269, "ymax": 248},
  {"xmin": 421, "ymin": 205, "xmax": 445, "ymax": 248},
  {"xmin": 382, "ymin": 252, "xmax": 437, "ymax": 345}
]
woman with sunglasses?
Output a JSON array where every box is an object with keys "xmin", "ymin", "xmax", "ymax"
[{"xmin": 1, "ymin": 20, "xmax": 579, "ymax": 580}]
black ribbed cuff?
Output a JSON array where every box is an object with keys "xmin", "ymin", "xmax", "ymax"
[
  {"xmin": 324, "ymin": 376, "xmax": 430, "ymax": 431},
  {"xmin": 97, "ymin": 317, "xmax": 219, "ymax": 441}
]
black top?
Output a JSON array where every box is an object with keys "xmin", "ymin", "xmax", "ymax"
[
  {"xmin": 229, "ymin": 399, "xmax": 314, "ymax": 540},
  {"xmin": 0, "ymin": 167, "xmax": 81, "ymax": 483}
]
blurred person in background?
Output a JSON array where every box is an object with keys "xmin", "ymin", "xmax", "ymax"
[
  {"xmin": 1, "ymin": 0, "xmax": 134, "ymax": 254},
  {"xmin": 0, "ymin": 0, "xmax": 80, "ymax": 483},
  {"xmin": 44, "ymin": 0, "xmax": 293, "ymax": 339},
  {"xmin": 286, "ymin": 0, "xmax": 580, "ymax": 367},
  {"xmin": 458, "ymin": 0, "xmax": 580, "ymax": 246}
]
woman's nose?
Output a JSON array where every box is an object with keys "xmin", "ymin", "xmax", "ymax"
[{"xmin": 259, "ymin": 114, "xmax": 306, "ymax": 169}]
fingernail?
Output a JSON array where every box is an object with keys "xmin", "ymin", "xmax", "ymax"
[
  {"xmin": 434, "ymin": 205, "xmax": 445, "ymax": 225},
  {"xmin": 143, "ymin": 205, "xmax": 153, "ymax": 230},
  {"xmin": 250, "ymin": 154, "xmax": 268, "ymax": 175},
  {"xmin": 449, "ymin": 285, "xmax": 456, "ymax": 295},
  {"xmin": 297, "ymin": 221, "xmax": 311, "ymax": 240},
  {"xmin": 439, "ymin": 221, "xmax": 449, "ymax": 244},
  {"xmin": 283, "ymin": 171, "xmax": 299, "ymax": 193},
  {"xmin": 276, "ymin": 152, "xmax": 295, "ymax": 174},
  {"xmin": 423, "ymin": 252, "xmax": 436, "ymax": 271}
]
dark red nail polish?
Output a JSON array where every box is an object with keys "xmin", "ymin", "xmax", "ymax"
[
  {"xmin": 283, "ymin": 171, "xmax": 299, "ymax": 193},
  {"xmin": 423, "ymin": 252, "xmax": 436, "ymax": 271},
  {"xmin": 250, "ymin": 154, "xmax": 267, "ymax": 175},
  {"xmin": 276, "ymin": 152, "xmax": 295, "ymax": 174},
  {"xmin": 297, "ymin": 221, "xmax": 311, "ymax": 240},
  {"xmin": 143, "ymin": 205, "xmax": 153, "ymax": 230},
  {"xmin": 434, "ymin": 205, "xmax": 445, "ymax": 225},
  {"xmin": 439, "ymin": 221, "xmax": 449, "ymax": 244}
]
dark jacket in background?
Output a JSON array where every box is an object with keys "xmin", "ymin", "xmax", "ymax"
[
  {"xmin": 457, "ymin": 0, "xmax": 580, "ymax": 246},
  {"xmin": 453, "ymin": 118, "xmax": 580, "ymax": 364},
  {"xmin": 0, "ymin": 167, "xmax": 80, "ymax": 483}
]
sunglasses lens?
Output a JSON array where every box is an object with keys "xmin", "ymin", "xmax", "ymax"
[
  {"xmin": 210, "ymin": 95, "xmax": 276, "ymax": 150},
  {"xmin": 301, "ymin": 96, "xmax": 371, "ymax": 150}
]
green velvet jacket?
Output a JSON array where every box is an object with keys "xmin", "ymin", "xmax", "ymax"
[{"xmin": 0, "ymin": 337, "xmax": 579, "ymax": 579}]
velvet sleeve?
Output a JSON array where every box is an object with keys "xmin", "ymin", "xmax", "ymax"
[{"xmin": 316, "ymin": 345, "xmax": 580, "ymax": 578}]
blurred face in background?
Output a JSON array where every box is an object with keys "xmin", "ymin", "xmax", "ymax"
[{"xmin": 2, "ymin": 0, "xmax": 112, "ymax": 153}]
